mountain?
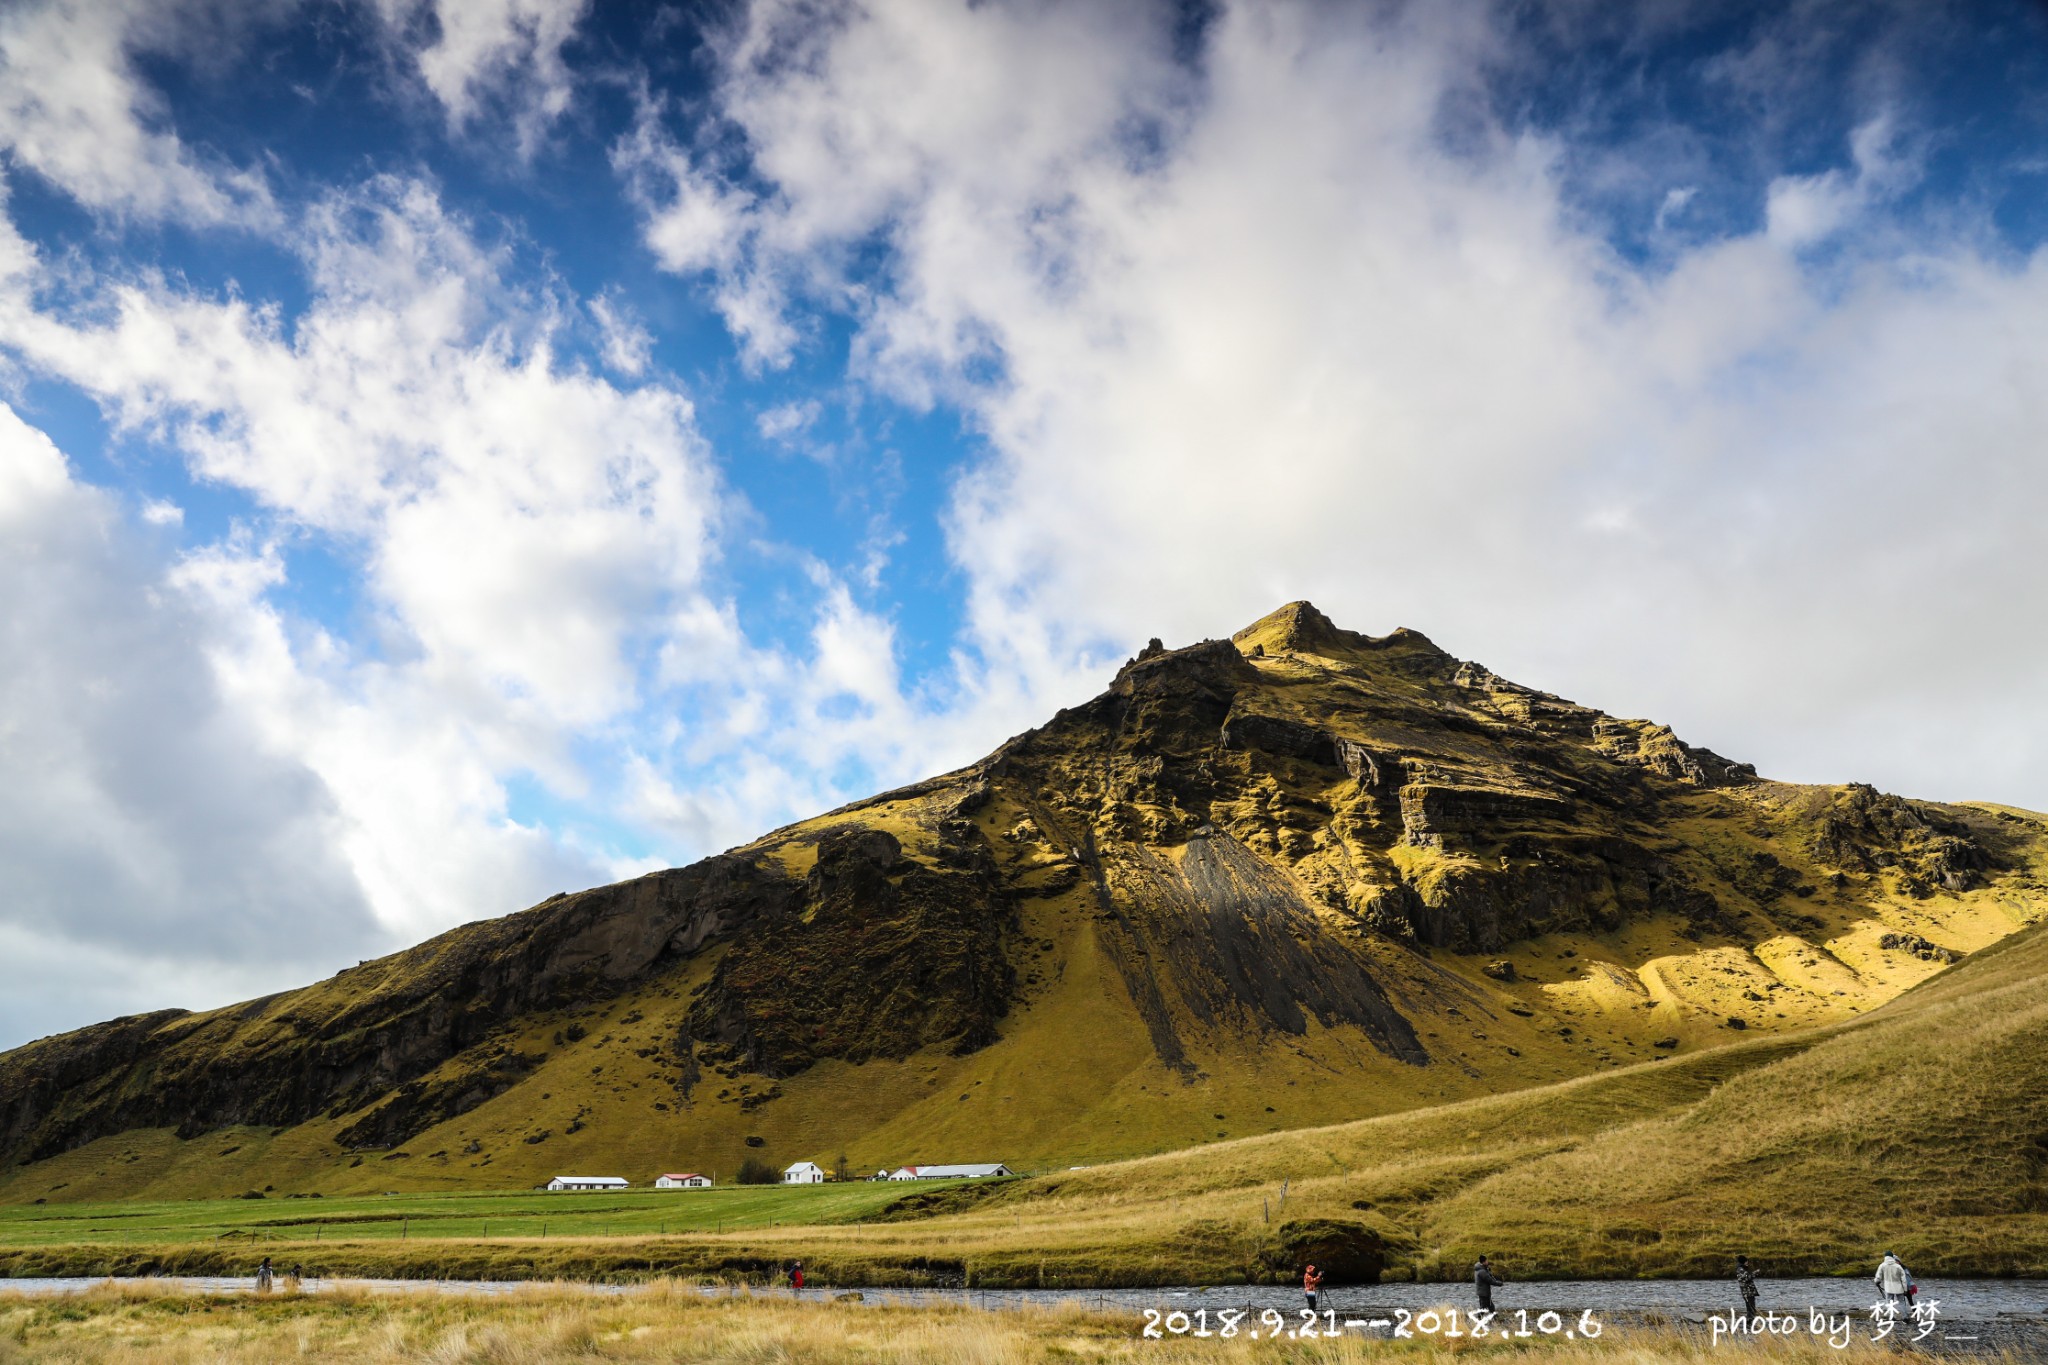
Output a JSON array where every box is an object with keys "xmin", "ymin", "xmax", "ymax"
[{"xmin": 3, "ymin": 602, "xmax": 2044, "ymax": 1203}]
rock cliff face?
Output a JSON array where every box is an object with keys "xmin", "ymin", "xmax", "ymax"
[
  {"xmin": 996, "ymin": 601, "xmax": 1763, "ymax": 961},
  {"xmin": 0, "ymin": 851, "xmax": 797, "ymax": 1161},
  {"xmin": 685, "ymin": 826, "xmax": 1016, "ymax": 1078},
  {"xmin": 3, "ymin": 601, "xmax": 2041, "ymax": 1188}
]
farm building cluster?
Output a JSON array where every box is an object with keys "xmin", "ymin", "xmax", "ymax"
[
  {"xmin": 543, "ymin": 1173, "xmax": 707, "ymax": 1191},
  {"xmin": 543, "ymin": 1162, "xmax": 1011, "ymax": 1191},
  {"xmin": 784, "ymin": 1161, "xmax": 1014, "ymax": 1183}
]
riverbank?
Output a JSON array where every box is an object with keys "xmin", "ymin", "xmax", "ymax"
[
  {"xmin": 0, "ymin": 1237, "xmax": 980, "ymax": 1287},
  {"xmin": 0, "ymin": 1279, "xmax": 2028, "ymax": 1363},
  {"xmin": 8, "ymin": 1231, "xmax": 2048, "ymax": 1290}
]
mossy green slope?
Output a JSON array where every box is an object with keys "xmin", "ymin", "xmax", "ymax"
[{"xmin": 3, "ymin": 602, "xmax": 2044, "ymax": 1207}]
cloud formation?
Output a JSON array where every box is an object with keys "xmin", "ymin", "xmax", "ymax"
[
  {"xmin": 0, "ymin": 406, "xmax": 381, "ymax": 1043},
  {"xmin": 0, "ymin": 0, "xmax": 279, "ymax": 225},
  {"xmin": 374, "ymin": 0, "xmax": 591, "ymax": 153},
  {"xmin": 0, "ymin": 0, "xmax": 595, "ymax": 233},
  {"xmin": 633, "ymin": 0, "xmax": 2048, "ymax": 806}
]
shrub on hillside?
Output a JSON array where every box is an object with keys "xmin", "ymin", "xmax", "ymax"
[
  {"xmin": 736, "ymin": 1157, "xmax": 778, "ymax": 1185},
  {"xmin": 1258, "ymin": 1219, "xmax": 1385, "ymax": 1284}
]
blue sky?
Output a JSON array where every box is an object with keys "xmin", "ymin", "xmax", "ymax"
[{"xmin": 3, "ymin": 0, "xmax": 2047, "ymax": 1048}]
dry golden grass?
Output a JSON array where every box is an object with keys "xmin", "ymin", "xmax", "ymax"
[{"xmin": 0, "ymin": 1282, "xmax": 2000, "ymax": 1365}]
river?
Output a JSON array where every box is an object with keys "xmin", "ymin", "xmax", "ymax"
[{"xmin": 4, "ymin": 1274, "xmax": 2044, "ymax": 1352}]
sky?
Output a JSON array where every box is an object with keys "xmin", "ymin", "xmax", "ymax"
[{"xmin": 3, "ymin": 0, "xmax": 2047, "ymax": 1049}]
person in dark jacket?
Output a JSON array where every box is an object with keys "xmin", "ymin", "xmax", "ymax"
[
  {"xmin": 1735, "ymin": 1255, "xmax": 1758, "ymax": 1320},
  {"xmin": 1474, "ymin": 1256, "xmax": 1505, "ymax": 1311}
]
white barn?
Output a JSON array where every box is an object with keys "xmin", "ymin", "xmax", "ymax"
[
  {"xmin": 654, "ymin": 1173, "xmax": 711, "ymax": 1189},
  {"xmin": 888, "ymin": 1163, "xmax": 1013, "ymax": 1181},
  {"xmin": 546, "ymin": 1175, "xmax": 629, "ymax": 1192},
  {"xmin": 783, "ymin": 1161, "xmax": 827, "ymax": 1184}
]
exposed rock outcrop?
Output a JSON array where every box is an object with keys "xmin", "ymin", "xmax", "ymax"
[
  {"xmin": 1813, "ymin": 784, "xmax": 1999, "ymax": 895},
  {"xmin": 686, "ymin": 826, "xmax": 1017, "ymax": 1077},
  {"xmin": 0, "ymin": 853, "xmax": 801, "ymax": 1160}
]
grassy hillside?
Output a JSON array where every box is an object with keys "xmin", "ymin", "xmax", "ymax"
[
  {"xmin": 3, "ymin": 602, "xmax": 2045, "ymax": 1209},
  {"xmin": 720, "ymin": 916, "xmax": 2048, "ymax": 1284},
  {"xmin": 4, "ymin": 923, "xmax": 2044, "ymax": 1285}
]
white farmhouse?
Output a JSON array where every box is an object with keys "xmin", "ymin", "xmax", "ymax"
[
  {"xmin": 888, "ymin": 1163, "xmax": 1013, "ymax": 1181},
  {"xmin": 546, "ymin": 1175, "xmax": 629, "ymax": 1192},
  {"xmin": 654, "ymin": 1172, "xmax": 711, "ymax": 1189},
  {"xmin": 783, "ymin": 1161, "xmax": 827, "ymax": 1184}
]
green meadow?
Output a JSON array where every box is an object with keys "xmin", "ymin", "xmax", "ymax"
[{"xmin": 0, "ymin": 1181, "xmax": 943, "ymax": 1252}]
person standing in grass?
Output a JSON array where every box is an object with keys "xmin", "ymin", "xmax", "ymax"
[
  {"xmin": 1473, "ymin": 1256, "xmax": 1505, "ymax": 1312},
  {"xmin": 255, "ymin": 1257, "xmax": 274, "ymax": 1294},
  {"xmin": 791, "ymin": 1260, "xmax": 805, "ymax": 1294},
  {"xmin": 1302, "ymin": 1264, "xmax": 1323, "ymax": 1312},
  {"xmin": 1735, "ymin": 1255, "xmax": 1759, "ymax": 1321}
]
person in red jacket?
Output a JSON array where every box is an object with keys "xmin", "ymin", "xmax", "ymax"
[{"xmin": 1303, "ymin": 1264, "xmax": 1324, "ymax": 1312}]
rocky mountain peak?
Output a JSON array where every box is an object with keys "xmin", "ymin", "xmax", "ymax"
[
  {"xmin": 1229, "ymin": 600, "xmax": 1445, "ymax": 663},
  {"xmin": 1232, "ymin": 599, "xmax": 1347, "ymax": 655}
]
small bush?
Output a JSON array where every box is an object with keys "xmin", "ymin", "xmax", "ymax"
[
  {"xmin": 735, "ymin": 1158, "xmax": 777, "ymax": 1185},
  {"xmin": 1259, "ymin": 1218, "xmax": 1385, "ymax": 1285}
]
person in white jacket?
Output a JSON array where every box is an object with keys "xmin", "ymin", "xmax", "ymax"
[{"xmin": 1873, "ymin": 1252, "xmax": 1912, "ymax": 1317}]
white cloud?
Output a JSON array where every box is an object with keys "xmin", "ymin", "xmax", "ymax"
[
  {"xmin": 1653, "ymin": 185, "xmax": 1697, "ymax": 232},
  {"xmin": 756, "ymin": 399, "xmax": 819, "ymax": 442},
  {"xmin": 3, "ymin": 176, "xmax": 724, "ymax": 729},
  {"xmin": 618, "ymin": 115, "xmax": 794, "ymax": 365},
  {"xmin": 590, "ymin": 292, "xmax": 653, "ymax": 377},
  {"xmin": 0, "ymin": 0, "xmax": 594, "ymax": 232},
  {"xmin": 624, "ymin": 582, "xmax": 943, "ymax": 854},
  {"xmin": 375, "ymin": 0, "xmax": 590, "ymax": 154},
  {"xmin": 1765, "ymin": 113, "xmax": 1915, "ymax": 248},
  {"xmin": 0, "ymin": 0, "xmax": 278, "ymax": 225},
  {"xmin": 621, "ymin": 131, "xmax": 754, "ymax": 277},
  {"xmin": 631, "ymin": 0, "xmax": 2048, "ymax": 811},
  {"xmin": 0, "ymin": 403, "xmax": 386, "ymax": 1040}
]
